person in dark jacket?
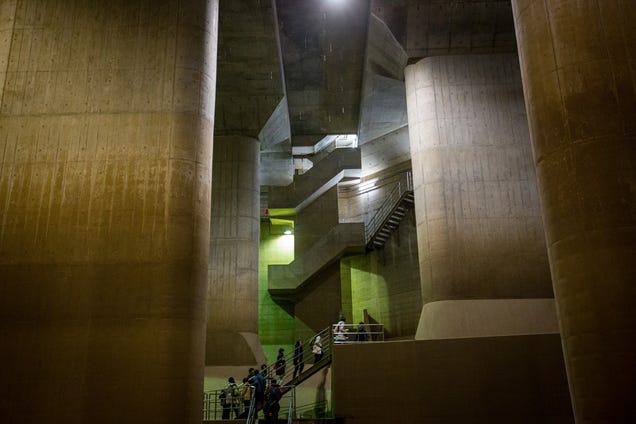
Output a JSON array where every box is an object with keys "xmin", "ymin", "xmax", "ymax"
[
  {"xmin": 249, "ymin": 369, "xmax": 266, "ymax": 412},
  {"xmin": 264, "ymin": 379, "xmax": 282, "ymax": 423},
  {"xmin": 293, "ymin": 340, "xmax": 304, "ymax": 379},
  {"xmin": 356, "ymin": 322, "xmax": 368, "ymax": 341},
  {"xmin": 274, "ymin": 348, "xmax": 286, "ymax": 381}
]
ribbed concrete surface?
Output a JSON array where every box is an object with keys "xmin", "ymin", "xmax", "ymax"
[
  {"xmin": 206, "ymin": 135, "xmax": 261, "ymax": 365},
  {"xmin": 405, "ymin": 54, "xmax": 552, "ymax": 315},
  {"xmin": 512, "ymin": 1, "xmax": 636, "ymax": 422},
  {"xmin": 0, "ymin": 1, "xmax": 218, "ymax": 423}
]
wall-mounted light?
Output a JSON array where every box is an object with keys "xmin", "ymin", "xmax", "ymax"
[{"xmin": 284, "ymin": 229, "xmax": 292, "ymax": 235}]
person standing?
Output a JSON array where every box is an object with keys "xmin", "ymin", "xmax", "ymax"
[
  {"xmin": 240, "ymin": 377, "xmax": 252, "ymax": 418},
  {"xmin": 274, "ymin": 348, "xmax": 286, "ymax": 382},
  {"xmin": 356, "ymin": 322, "xmax": 368, "ymax": 342},
  {"xmin": 249, "ymin": 369, "xmax": 266, "ymax": 413},
  {"xmin": 334, "ymin": 317, "xmax": 348, "ymax": 342},
  {"xmin": 225, "ymin": 376, "xmax": 240, "ymax": 419},
  {"xmin": 263, "ymin": 379, "xmax": 282, "ymax": 423},
  {"xmin": 293, "ymin": 340, "xmax": 304, "ymax": 379},
  {"xmin": 312, "ymin": 335, "xmax": 323, "ymax": 363},
  {"xmin": 221, "ymin": 377, "xmax": 237, "ymax": 419}
]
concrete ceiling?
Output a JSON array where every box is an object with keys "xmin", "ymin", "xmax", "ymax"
[
  {"xmin": 404, "ymin": 0, "xmax": 517, "ymax": 59},
  {"xmin": 276, "ymin": 0, "xmax": 370, "ymax": 141},
  {"xmin": 214, "ymin": 0, "xmax": 285, "ymax": 138},
  {"xmin": 215, "ymin": 0, "xmax": 519, "ymax": 187}
]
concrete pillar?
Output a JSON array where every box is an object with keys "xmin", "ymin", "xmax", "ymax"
[
  {"xmin": 405, "ymin": 54, "xmax": 558, "ymax": 339},
  {"xmin": 0, "ymin": 1, "xmax": 218, "ymax": 423},
  {"xmin": 206, "ymin": 135, "xmax": 263, "ymax": 365},
  {"xmin": 512, "ymin": 1, "xmax": 636, "ymax": 422}
]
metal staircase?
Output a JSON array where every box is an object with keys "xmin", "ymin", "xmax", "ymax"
[{"xmin": 364, "ymin": 171, "xmax": 414, "ymax": 250}]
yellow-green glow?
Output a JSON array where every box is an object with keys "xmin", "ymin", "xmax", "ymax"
[
  {"xmin": 267, "ymin": 208, "xmax": 296, "ymax": 217},
  {"xmin": 259, "ymin": 222, "xmax": 295, "ymax": 360},
  {"xmin": 347, "ymin": 254, "xmax": 390, "ymax": 329},
  {"xmin": 269, "ymin": 218, "xmax": 294, "ymax": 228}
]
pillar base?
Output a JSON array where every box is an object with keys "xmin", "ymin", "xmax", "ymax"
[
  {"xmin": 205, "ymin": 331, "xmax": 266, "ymax": 366},
  {"xmin": 415, "ymin": 299, "xmax": 559, "ymax": 340}
]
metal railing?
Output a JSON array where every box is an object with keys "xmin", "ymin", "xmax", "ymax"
[
  {"xmin": 203, "ymin": 384, "xmax": 253, "ymax": 421},
  {"xmin": 331, "ymin": 323, "xmax": 384, "ymax": 343},
  {"xmin": 286, "ymin": 386, "xmax": 295, "ymax": 424},
  {"xmin": 364, "ymin": 171, "xmax": 413, "ymax": 243},
  {"xmin": 203, "ymin": 327, "xmax": 335, "ymax": 421},
  {"xmin": 203, "ymin": 323, "xmax": 384, "ymax": 421}
]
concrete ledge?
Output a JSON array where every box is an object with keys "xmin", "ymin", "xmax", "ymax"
[
  {"xmin": 415, "ymin": 298, "xmax": 559, "ymax": 340},
  {"xmin": 334, "ymin": 334, "xmax": 573, "ymax": 424},
  {"xmin": 269, "ymin": 223, "xmax": 365, "ymax": 296}
]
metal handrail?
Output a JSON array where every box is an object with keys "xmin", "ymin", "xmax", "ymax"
[
  {"xmin": 246, "ymin": 385, "xmax": 257, "ymax": 424},
  {"xmin": 204, "ymin": 327, "xmax": 337, "ymax": 421},
  {"xmin": 364, "ymin": 171, "xmax": 413, "ymax": 242},
  {"xmin": 331, "ymin": 323, "xmax": 384, "ymax": 343},
  {"xmin": 286, "ymin": 385, "xmax": 295, "ymax": 424}
]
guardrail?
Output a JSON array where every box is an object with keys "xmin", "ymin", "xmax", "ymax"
[
  {"xmin": 203, "ymin": 323, "xmax": 384, "ymax": 421},
  {"xmin": 331, "ymin": 323, "xmax": 384, "ymax": 343},
  {"xmin": 364, "ymin": 171, "xmax": 413, "ymax": 243}
]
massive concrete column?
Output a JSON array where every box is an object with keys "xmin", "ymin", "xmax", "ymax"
[
  {"xmin": 405, "ymin": 54, "xmax": 557, "ymax": 339},
  {"xmin": 512, "ymin": 1, "xmax": 636, "ymax": 422},
  {"xmin": 206, "ymin": 135, "xmax": 262, "ymax": 365},
  {"xmin": 0, "ymin": 1, "xmax": 217, "ymax": 423}
]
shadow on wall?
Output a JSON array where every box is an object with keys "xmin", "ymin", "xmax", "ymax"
[
  {"xmin": 313, "ymin": 367, "xmax": 329, "ymax": 418},
  {"xmin": 333, "ymin": 334, "xmax": 574, "ymax": 424}
]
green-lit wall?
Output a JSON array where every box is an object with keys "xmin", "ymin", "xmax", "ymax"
[
  {"xmin": 341, "ymin": 211, "xmax": 421, "ymax": 338},
  {"xmin": 259, "ymin": 220, "xmax": 295, "ymax": 361}
]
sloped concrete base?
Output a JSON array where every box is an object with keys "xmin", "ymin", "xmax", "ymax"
[
  {"xmin": 334, "ymin": 334, "xmax": 573, "ymax": 424},
  {"xmin": 205, "ymin": 331, "xmax": 267, "ymax": 367},
  {"xmin": 416, "ymin": 298, "xmax": 559, "ymax": 339}
]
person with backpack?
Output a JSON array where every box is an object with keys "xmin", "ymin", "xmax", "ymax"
[
  {"xmin": 249, "ymin": 369, "xmax": 266, "ymax": 413},
  {"xmin": 224, "ymin": 377, "xmax": 240, "ymax": 419},
  {"xmin": 238, "ymin": 377, "xmax": 252, "ymax": 418},
  {"xmin": 219, "ymin": 389, "xmax": 230, "ymax": 420},
  {"xmin": 263, "ymin": 379, "xmax": 282, "ymax": 423}
]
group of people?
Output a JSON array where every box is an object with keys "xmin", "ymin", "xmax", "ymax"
[
  {"xmin": 217, "ymin": 319, "xmax": 366, "ymax": 421},
  {"xmin": 220, "ymin": 366, "xmax": 283, "ymax": 422},
  {"xmin": 333, "ymin": 317, "xmax": 368, "ymax": 342}
]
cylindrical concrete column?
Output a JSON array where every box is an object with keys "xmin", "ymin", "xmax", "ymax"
[
  {"xmin": 512, "ymin": 1, "xmax": 636, "ymax": 422},
  {"xmin": 206, "ymin": 135, "xmax": 262, "ymax": 365},
  {"xmin": 405, "ymin": 54, "xmax": 557, "ymax": 339},
  {"xmin": 0, "ymin": 1, "xmax": 218, "ymax": 423}
]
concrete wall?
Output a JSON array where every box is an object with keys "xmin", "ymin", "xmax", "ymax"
[
  {"xmin": 338, "ymin": 167, "xmax": 411, "ymax": 224},
  {"xmin": 512, "ymin": 1, "xmax": 636, "ymax": 421},
  {"xmin": 334, "ymin": 335, "xmax": 574, "ymax": 424},
  {"xmin": 295, "ymin": 261, "xmax": 344, "ymax": 339},
  {"xmin": 206, "ymin": 135, "xmax": 261, "ymax": 365},
  {"xmin": 405, "ymin": 53, "xmax": 555, "ymax": 338},
  {"xmin": 0, "ymin": 1, "xmax": 15, "ymax": 100},
  {"xmin": 341, "ymin": 210, "xmax": 421, "ymax": 339},
  {"xmin": 338, "ymin": 166, "xmax": 420, "ymax": 339},
  {"xmin": 258, "ymin": 221, "xmax": 295, "ymax": 360},
  {"xmin": 0, "ymin": 1, "xmax": 218, "ymax": 423},
  {"xmin": 295, "ymin": 186, "xmax": 340, "ymax": 257},
  {"xmin": 360, "ymin": 126, "xmax": 411, "ymax": 178}
]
